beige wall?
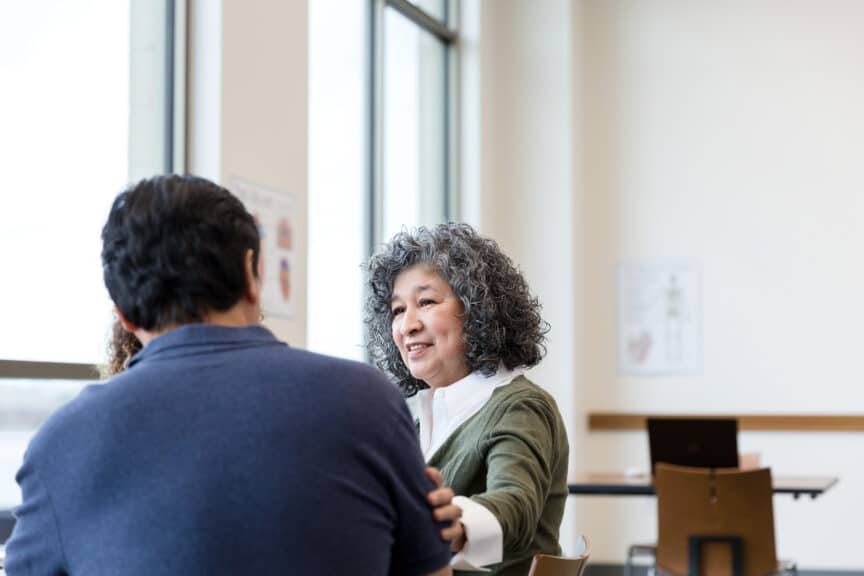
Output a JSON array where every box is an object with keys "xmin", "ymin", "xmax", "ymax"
[{"xmin": 188, "ymin": 0, "xmax": 308, "ymax": 347}]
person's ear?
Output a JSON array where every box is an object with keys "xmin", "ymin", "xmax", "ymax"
[
  {"xmin": 115, "ymin": 305, "xmax": 157, "ymax": 346},
  {"xmin": 114, "ymin": 305, "xmax": 138, "ymax": 332},
  {"xmin": 244, "ymin": 248, "xmax": 261, "ymax": 305}
]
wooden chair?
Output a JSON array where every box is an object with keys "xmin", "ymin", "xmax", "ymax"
[
  {"xmin": 528, "ymin": 535, "xmax": 590, "ymax": 576},
  {"xmin": 654, "ymin": 463, "xmax": 795, "ymax": 576},
  {"xmin": 625, "ymin": 452, "xmax": 765, "ymax": 576}
]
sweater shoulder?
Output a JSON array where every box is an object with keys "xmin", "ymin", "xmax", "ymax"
[{"xmin": 488, "ymin": 375, "xmax": 560, "ymax": 412}]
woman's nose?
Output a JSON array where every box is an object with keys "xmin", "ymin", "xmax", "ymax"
[{"xmin": 399, "ymin": 308, "xmax": 421, "ymax": 335}]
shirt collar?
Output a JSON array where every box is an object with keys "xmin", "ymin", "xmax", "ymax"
[
  {"xmin": 437, "ymin": 366, "xmax": 520, "ymax": 419},
  {"xmin": 128, "ymin": 324, "xmax": 280, "ymax": 368}
]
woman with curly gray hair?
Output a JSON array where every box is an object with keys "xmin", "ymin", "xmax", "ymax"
[{"xmin": 365, "ymin": 223, "xmax": 569, "ymax": 576}]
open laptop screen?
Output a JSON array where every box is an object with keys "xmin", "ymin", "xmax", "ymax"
[{"xmin": 647, "ymin": 417, "xmax": 739, "ymax": 474}]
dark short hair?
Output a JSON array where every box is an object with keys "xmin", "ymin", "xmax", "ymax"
[
  {"xmin": 365, "ymin": 223, "xmax": 549, "ymax": 396},
  {"xmin": 101, "ymin": 175, "xmax": 259, "ymax": 331}
]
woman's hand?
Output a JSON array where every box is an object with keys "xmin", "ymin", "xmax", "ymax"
[{"xmin": 426, "ymin": 467, "xmax": 467, "ymax": 552}]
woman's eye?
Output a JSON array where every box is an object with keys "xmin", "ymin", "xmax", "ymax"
[
  {"xmin": 419, "ymin": 299, "xmax": 435, "ymax": 307},
  {"xmin": 391, "ymin": 306, "xmax": 405, "ymax": 316}
]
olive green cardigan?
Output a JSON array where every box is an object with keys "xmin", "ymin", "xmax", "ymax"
[{"xmin": 427, "ymin": 376, "xmax": 569, "ymax": 576}]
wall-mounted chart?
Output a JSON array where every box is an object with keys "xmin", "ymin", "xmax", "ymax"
[{"xmin": 618, "ymin": 261, "xmax": 702, "ymax": 376}]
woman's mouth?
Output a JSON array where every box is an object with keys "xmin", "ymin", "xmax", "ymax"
[{"xmin": 407, "ymin": 342, "xmax": 431, "ymax": 357}]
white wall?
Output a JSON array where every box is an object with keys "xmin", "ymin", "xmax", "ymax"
[
  {"xmin": 188, "ymin": 0, "xmax": 308, "ymax": 347},
  {"xmin": 479, "ymin": 0, "xmax": 864, "ymax": 569},
  {"xmin": 581, "ymin": 0, "xmax": 864, "ymax": 414}
]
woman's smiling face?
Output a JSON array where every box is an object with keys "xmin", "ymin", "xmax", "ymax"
[{"xmin": 390, "ymin": 264, "xmax": 470, "ymax": 389}]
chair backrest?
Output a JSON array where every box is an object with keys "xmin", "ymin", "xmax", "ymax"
[
  {"xmin": 655, "ymin": 464, "xmax": 777, "ymax": 576},
  {"xmin": 528, "ymin": 535, "xmax": 590, "ymax": 576}
]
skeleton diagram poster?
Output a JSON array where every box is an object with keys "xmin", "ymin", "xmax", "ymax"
[{"xmin": 617, "ymin": 261, "xmax": 702, "ymax": 376}]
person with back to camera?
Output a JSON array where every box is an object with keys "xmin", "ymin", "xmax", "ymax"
[
  {"xmin": 4, "ymin": 175, "xmax": 459, "ymax": 576},
  {"xmin": 365, "ymin": 223, "xmax": 570, "ymax": 576}
]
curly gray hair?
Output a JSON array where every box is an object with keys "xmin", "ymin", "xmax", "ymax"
[{"xmin": 364, "ymin": 222, "xmax": 549, "ymax": 396}]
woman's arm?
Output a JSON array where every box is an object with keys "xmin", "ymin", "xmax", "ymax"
[{"xmin": 472, "ymin": 397, "xmax": 563, "ymax": 554}]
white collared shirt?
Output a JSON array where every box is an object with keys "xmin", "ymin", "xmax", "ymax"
[{"xmin": 416, "ymin": 365, "xmax": 524, "ymax": 572}]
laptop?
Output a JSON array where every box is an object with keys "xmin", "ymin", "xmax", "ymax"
[{"xmin": 647, "ymin": 417, "xmax": 739, "ymax": 474}]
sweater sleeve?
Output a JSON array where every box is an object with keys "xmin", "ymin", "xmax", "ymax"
[{"xmin": 470, "ymin": 396, "xmax": 559, "ymax": 555}]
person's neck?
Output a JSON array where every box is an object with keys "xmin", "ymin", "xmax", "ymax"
[
  {"xmin": 204, "ymin": 304, "xmax": 257, "ymax": 328},
  {"xmin": 135, "ymin": 303, "xmax": 258, "ymax": 346}
]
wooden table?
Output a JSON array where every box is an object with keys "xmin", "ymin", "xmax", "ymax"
[{"xmin": 568, "ymin": 473, "xmax": 838, "ymax": 499}]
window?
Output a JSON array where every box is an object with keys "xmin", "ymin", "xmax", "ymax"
[
  {"xmin": 307, "ymin": 0, "xmax": 369, "ymax": 360},
  {"xmin": 371, "ymin": 0, "xmax": 459, "ymax": 246},
  {"xmin": 0, "ymin": 0, "xmax": 183, "ymax": 510}
]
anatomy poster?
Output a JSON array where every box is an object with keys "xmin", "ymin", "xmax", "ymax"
[
  {"xmin": 230, "ymin": 177, "xmax": 296, "ymax": 319},
  {"xmin": 618, "ymin": 261, "xmax": 701, "ymax": 376}
]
